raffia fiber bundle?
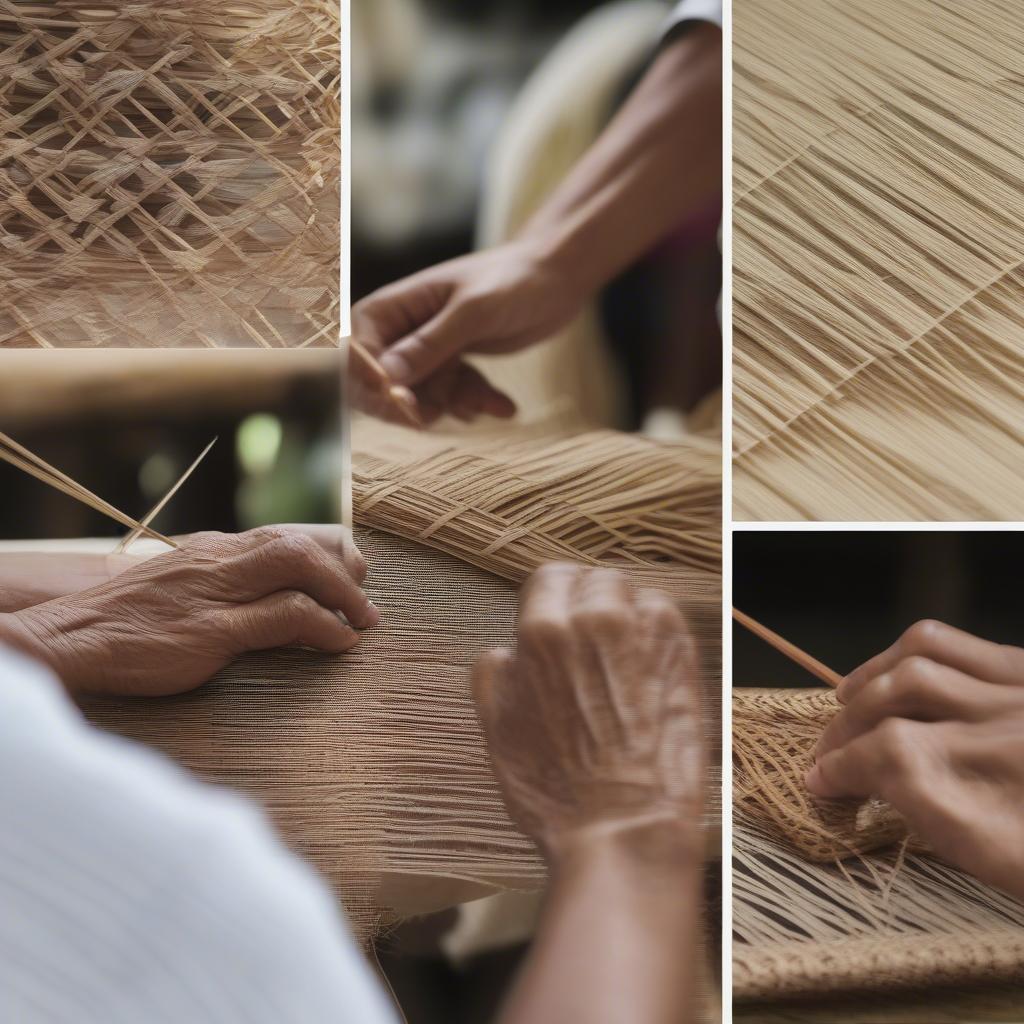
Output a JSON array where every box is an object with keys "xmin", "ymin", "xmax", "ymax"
[
  {"xmin": 0, "ymin": 1, "xmax": 339, "ymax": 348},
  {"xmin": 733, "ymin": 688, "xmax": 1024, "ymax": 999},
  {"xmin": 733, "ymin": 0, "xmax": 1024, "ymax": 520},
  {"xmin": 80, "ymin": 428, "xmax": 721, "ymax": 943}
]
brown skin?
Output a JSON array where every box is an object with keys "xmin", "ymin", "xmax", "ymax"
[
  {"xmin": 0, "ymin": 526, "xmax": 377, "ymax": 697},
  {"xmin": 475, "ymin": 563, "xmax": 704, "ymax": 1024},
  {"xmin": 352, "ymin": 23, "xmax": 722, "ymax": 424},
  {"xmin": 808, "ymin": 619, "xmax": 1024, "ymax": 900}
]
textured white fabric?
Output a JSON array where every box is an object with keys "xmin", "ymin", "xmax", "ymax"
[
  {"xmin": 0, "ymin": 645, "xmax": 397, "ymax": 1024},
  {"xmin": 667, "ymin": 0, "xmax": 723, "ymax": 33}
]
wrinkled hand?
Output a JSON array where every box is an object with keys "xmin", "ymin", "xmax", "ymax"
[
  {"xmin": 2, "ymin": 526, "xmax": 377, "ymax": 698},
  {"xmin": 473, "ymin": 563, "xmax": 703, "ymax": 861},
  {"xmin": 351, "ymin": 239, "xmax": 586, "ymax": 424},
  {"xmin": 808, "ymin": 620, "xmax": 1024, "ymax": 898}
]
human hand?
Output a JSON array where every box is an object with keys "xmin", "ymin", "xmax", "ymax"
[
  {"xmin": 472, "ymin": 563, "xmax": 704, "ymax": 863},
  {"xmin": 0, "ymin": 526, "xmax": 377, "ymax": 698},
  {"xmin": 351, "ymin": 238, "xmax": 587, "ymax": 424},
  {"xmin": 807, "ymin": 620, "xmax": 1024, "ymax": 898}
]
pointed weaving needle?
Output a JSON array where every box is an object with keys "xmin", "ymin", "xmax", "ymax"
[
  {"xmin": 116, "ymin": 437, "xmax": 218, "ymax": 554},
  {"xmin": 732, "ymin": 607, "xmax": 843, "ymax": 689}
]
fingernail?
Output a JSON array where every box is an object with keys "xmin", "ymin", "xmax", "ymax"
[
  {"xmin": 805, "ymin": 765, "xmax": 823, "ymax": 794},
  {"xmin": 364, "ymin": 601, "xmax": 381, "ymax": 627},
  {"xmin": 380, "ymin": 351, "xmax": 411, "ymax": 384}
]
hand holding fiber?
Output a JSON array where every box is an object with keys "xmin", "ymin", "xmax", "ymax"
[
  {"xmin": 472, "ymin": 563, "xmax": 704, "ymax": 863},
  {"xmin": 808, "ymin": 619, "xmax": 1024, "ymax": 899},
  {"xmin": 3, "ymin": 527, "xmax": 377, "ymax": 698},
  {"xmin": 351, "ymin": 239, "xmax": 589, "ymax": 422}
]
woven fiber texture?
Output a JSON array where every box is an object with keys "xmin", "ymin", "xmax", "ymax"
[
  {"xmin": 0, "ymin": 1, "xmax": 339, "ymax": 348},
  {"xmin": 733, "ymin": 0, "xmax": 1024, "ymax": 520},
  {"xmin": 733, "ymin": 688, "xmax": 1024, "ymax": 999},
  {"xmin": 354, "ymin": 427, "xmax": 722, "ymax": 579},
  {"xmin": 734, "ymin": 816, "xmax": 1024, "ymax": 1000},
  {"xmin": 733, "ymin": 688, "xmax": 907, "ymax": 862},
  {"xmin": 82, "ymin": 428, "xmax": 721, "ymax": 943}
]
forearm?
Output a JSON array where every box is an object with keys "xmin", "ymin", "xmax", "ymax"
[
  {"xmin": 497, "ymin": 824, "xmax": 702, "ymax": 1024},
  {"xmin": 525, "ymin": 23, "xmax": 722, "ymax": 295}
]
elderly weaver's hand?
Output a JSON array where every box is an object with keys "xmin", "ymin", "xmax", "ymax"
[
  {"xmin": 0, "ymin": 526, "xmax": 377, "ymax": 698},
  {"xmin": 351, "ymin": 239, "xmax": 587, "ymax": 425},
  {"xmin": 808, "ymin": 619, "xmax": 1024, "ymax": 898},
  {"xmin": 473, "ymin": 563, "xmax": 704, "ymax": 863}
]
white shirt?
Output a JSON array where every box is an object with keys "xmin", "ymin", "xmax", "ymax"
[
  {"xmin": 0, "ymin": 646, "xmax": 397, "ymax": 1024},
  {"xmin": 667, "ymin": 0, "xmax": 723, "ymax": 34}
]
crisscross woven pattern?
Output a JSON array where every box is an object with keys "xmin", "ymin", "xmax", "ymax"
[
  {"xmin": 733, "ymin": 687, "xmax": 1024, "ymax": 999},
  {"xmin": 733, "ymin": 0, "xmax": 1024, "ymax": 519},
  {"xmin": 0, "ymin": 1, "xmax": 339, "ymax": 347}
]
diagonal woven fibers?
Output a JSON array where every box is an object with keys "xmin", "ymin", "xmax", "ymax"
[
  {"xmin": 733, "ymin": 0, "xmax": 1024, "ymax": 519},
  {"xmin": 0, "ymin": 1, "xmax": 339, "ymax": 347}
]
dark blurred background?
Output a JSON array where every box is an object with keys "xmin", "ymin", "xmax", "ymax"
[
  {"xmin": 352, "ymin": 0, "xmax": 721, "ymax": 429},
  {"xmin": 0, "ymin": 352, "xmax": 342, "ymax": 542},
  {"xmin": 734, "ymin": 532, "xmax": 1024, "ymax": 689}
]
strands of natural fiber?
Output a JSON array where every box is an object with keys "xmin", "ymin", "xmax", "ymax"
[
  {"xmin": 75, "ymin": 427, "xmax": 720, "ymax": 946},
  {"xmin": 0, "ymin": 1, "xmax": 340, "ymax": 348},
  {"xmin": 732, "ymin": 610, "xmax": 842, "ymax": 689},
  {"xmin": 83, "ymin": 527, "xmax": 722, "ymax": 945},
  {"xmin": 733, "ymin": 688, "xmax": 907, "ymax": 863},
  {"xmin": 354, "ymin": 428, "xmax": 722, "ymax": 580},
  {"xmin": 114, "ymin": 437, "xmax": 217, "ymax": 553},
  {"xmin": 0, "ymin": 430, "xmax": 174, "ymax": 546},
  {"xmin": 734, "ymin": 815, "xmax": 1024, "ymax": 999},
  {"xmin": 733, "ymin": 0, "xmax": 1024, "ymax": 520},
  {"xmin": 733, "ymin": 686, "xmax": 1024, "ymax": 999}
]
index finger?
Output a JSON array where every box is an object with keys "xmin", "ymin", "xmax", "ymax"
[{"xmin": 839, "ymin": 619, "xmax": 1024, "ymax": 703}]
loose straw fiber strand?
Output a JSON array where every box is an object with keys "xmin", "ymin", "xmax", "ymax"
[
  {"xmin": 82, "ymin": 429, "xmax": 721, "ymax": 944},
  {"xmin": 0, "ymin": 1, "xmax": 339, "ymax": 348},
  {"xmin": 733, "ymin": 688, "xmax": 1024, "ymax": 999},
  {"xmin": 732, "ymin": 0, "xmax": 1024, "ymax": 520}
]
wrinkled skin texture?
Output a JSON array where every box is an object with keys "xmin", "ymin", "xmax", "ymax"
[
  {"xmin": 473, "ymin": 562, "xmax": 704, "ymax": 861},
  {"xmin": 1, "ymin": 526, "xmax": 376, "ymax": 698},
  {"xmin": 351, "ymin": 240, "xmax": 581, "ymax": 425},
  {"xmin": 809, "ymin": 619, "xmax": 1024, "ymax": 900}
]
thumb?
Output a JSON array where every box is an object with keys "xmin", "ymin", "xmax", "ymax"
[{"xmin": 379, "ymin": 300, "xmax": 475, "ymax": 385}]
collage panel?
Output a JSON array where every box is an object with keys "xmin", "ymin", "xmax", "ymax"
[
  {"xmin": 1, "ymin": 3, "xmax": 341, "ymax": 349},
  {"xmin": 732, "ymin": 0, "xmax": 1024, "ymax": 521},
  {"xmin": 732, "ymin": 531, "xmax": 1024, "ymax": 1019}
]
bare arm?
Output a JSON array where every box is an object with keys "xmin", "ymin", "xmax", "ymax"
[
  {"xmin": 474, "ymin": 564, "xmax": 705, "ymax": 1024},
  {"xmin": 499, "ymin": 826, "xmax": 700, "ymax": 1024},
  {"xmin": 352, "ymin": 23, "xmax": 722, "ymax": 422}
]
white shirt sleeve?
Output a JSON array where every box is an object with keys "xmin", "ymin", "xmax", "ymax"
[
  {"xmin": 0, "ymin": 646, "xmax": 399, "ymax": 1024},
  {"xmin": 666, "ymin": 0, "xmax": 723, "ymax": 35}
]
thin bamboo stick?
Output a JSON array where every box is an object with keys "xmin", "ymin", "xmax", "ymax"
[
  {"xmin": 115, "ymin": 438, "xmax": 218, "ymax": 553},
  {"xmin": 732, "ymin": 607, "xmax": 843, "ymax": 688},
  {"xmin": 0, "ymin": 431, "xmax": 174, "ymax": 547}
]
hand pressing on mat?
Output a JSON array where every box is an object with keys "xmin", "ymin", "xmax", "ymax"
[
  {"xmin": 473, "ymin": 563, "xmax": 704, "ymax": 1024},
  {"xmin": 0, "ymin": 526, "xmax": 377, "ymax": 698},
  {"xmin": 808, "ymin": 619, "xmax": 1024, "ymax": 899}
]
